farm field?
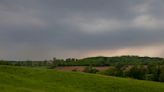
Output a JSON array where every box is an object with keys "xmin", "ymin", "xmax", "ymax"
[
  {"xmin": 56, "ymin": 66, "xmax": 109, "ymax": 72},
  {"xmin": 0, "ymin": 65, "xmax": 164, "ymax": 92}
]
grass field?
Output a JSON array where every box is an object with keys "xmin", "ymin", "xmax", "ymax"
[{"xmin": 0, "ymin": 65, "xmax": 164, "ymax": 92}]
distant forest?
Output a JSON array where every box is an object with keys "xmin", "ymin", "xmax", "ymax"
[{"xmin": 1, "ymin": 56, "xmax": 164, "ymax": 67}]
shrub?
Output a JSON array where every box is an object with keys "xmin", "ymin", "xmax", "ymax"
[
  {"xmin": 83, "ymin": 66, "xmax": 99, "ymax": 73},
  {"xmin": 126, "ymin": 66, "xmax": 148, "ymax": 80},
  {"xmin": 99, "ymin": 67, "xmax": 124, "ymax": 77},
  {"xmin": 159, "ymin": 66, "xmax": 164, "ymax": 82}
]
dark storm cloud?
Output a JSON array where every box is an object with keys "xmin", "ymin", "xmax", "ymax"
[{"xmin": 0, "ymin": 0, "xmax": 164, "ymax": 60}]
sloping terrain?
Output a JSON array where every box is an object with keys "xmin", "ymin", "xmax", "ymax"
[{"xmin": 0, "ymin": 65, "xmax": 164, "ymax": 92}]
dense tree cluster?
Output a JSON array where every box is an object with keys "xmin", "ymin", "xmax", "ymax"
[
  {"xmin": 56, "ymin": 56, "xmax": 164, "ymax": 66},
  {"xmin": 98, "ymin": 63, "xmax": 164, "ymax": 82}
]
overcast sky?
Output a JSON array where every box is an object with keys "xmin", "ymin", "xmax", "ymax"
[{"xmin": 0, "ymin": 0, "xmax": 164, "ymax": 60}]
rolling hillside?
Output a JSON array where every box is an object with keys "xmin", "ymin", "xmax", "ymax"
[{"xmin": 0, "ymin": 65, "xmax": 164, "ymax": 92}]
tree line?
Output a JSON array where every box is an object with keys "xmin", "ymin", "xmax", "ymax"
[
  {"xmin": 1, "ymin": 56, "xmax": 164, "ymax": 67},
  {"xmin": 96, "ymin": 62, "xmax": 164, "ymax": 82}
]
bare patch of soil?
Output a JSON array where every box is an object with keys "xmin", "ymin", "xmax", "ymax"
[{"xmin": 55, "ymin": 66, "xmax": 109, "ymax": 72}]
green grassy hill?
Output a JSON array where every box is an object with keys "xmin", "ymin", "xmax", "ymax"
[{"xmin": 0, "ymin": 65, "xmax": 164, "ymax": 92}]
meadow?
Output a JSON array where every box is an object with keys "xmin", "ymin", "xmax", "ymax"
[{"xmin": 0, "ymin": 65, "xmax": 164, "ymax": 92}]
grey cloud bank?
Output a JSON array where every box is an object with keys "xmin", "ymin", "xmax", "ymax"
[{"xmin": 0, "ymin": 0, "xmax": 164, "ymax": 60}]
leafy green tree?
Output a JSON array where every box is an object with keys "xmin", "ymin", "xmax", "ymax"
[
  {"xmin": 159, "ymin": 66, "xmax": 164, "ymax": 82},
  {"xmin": 127, "ymin": 65, "xmax": 147, "ymax": 80},
  {"xmin": 147, "ymin": 63, "xmax": 160, "ymax": 81}
]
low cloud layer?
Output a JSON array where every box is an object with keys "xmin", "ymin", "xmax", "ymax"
[{"xmin": 0, "ymin": 0, "xmax": 164, "ymax": 60}]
